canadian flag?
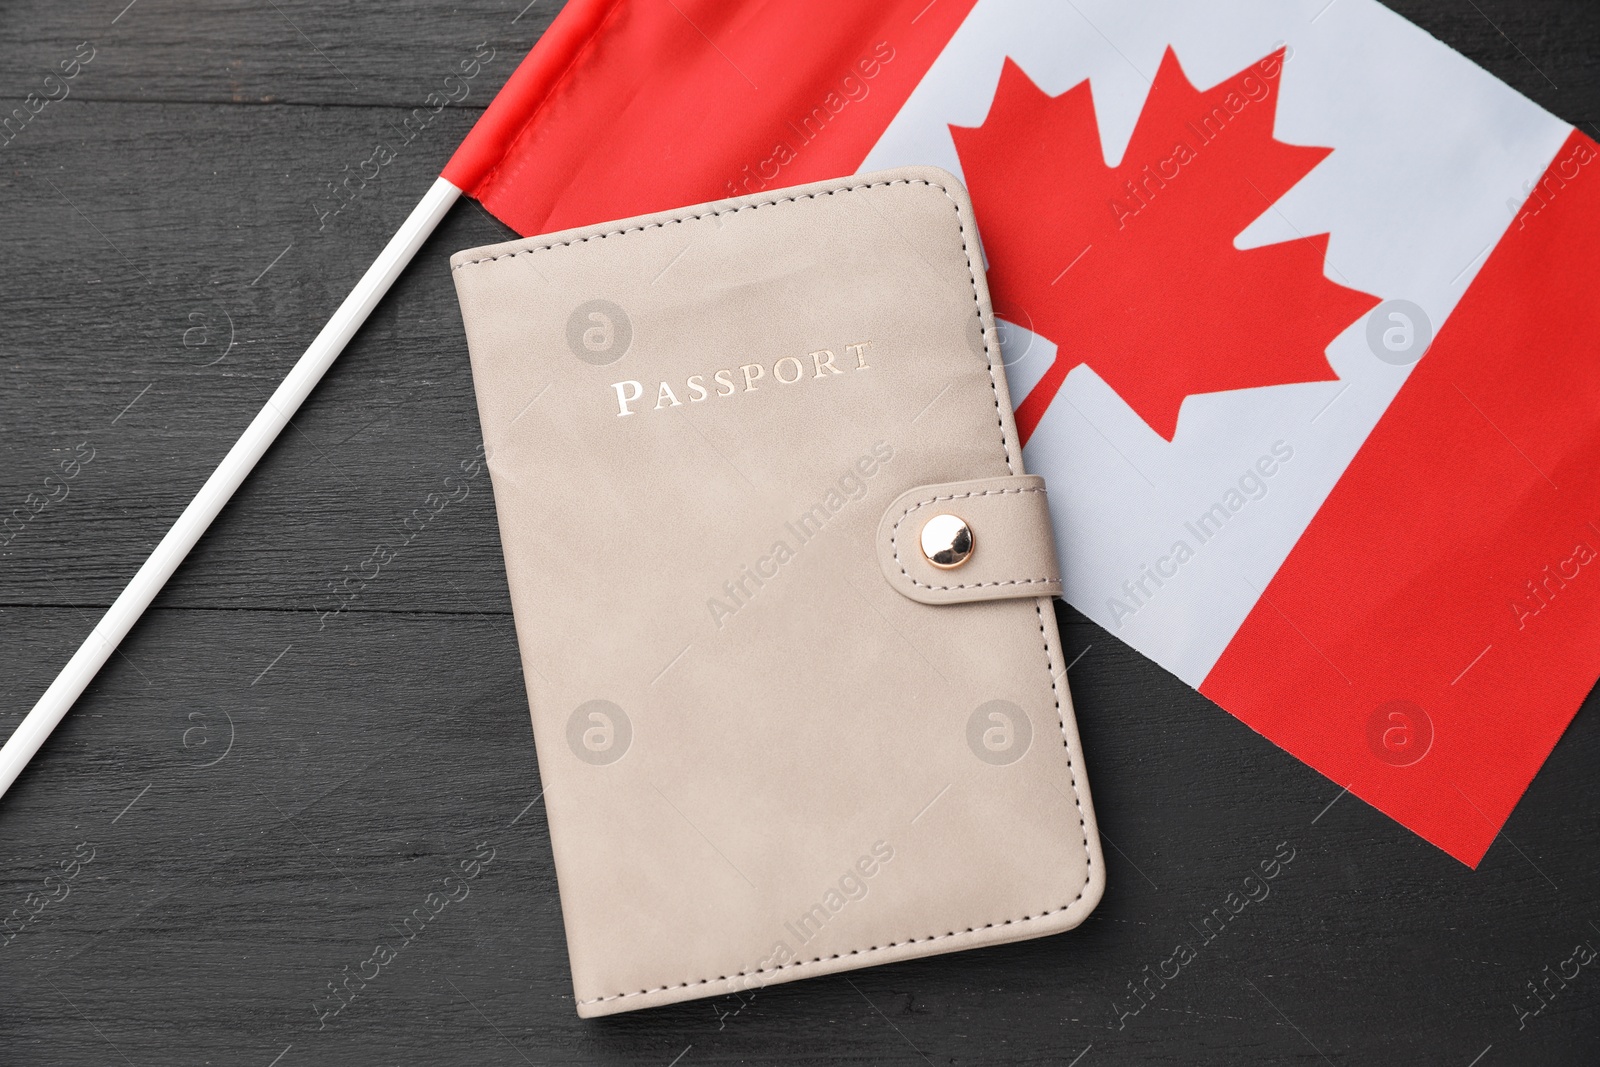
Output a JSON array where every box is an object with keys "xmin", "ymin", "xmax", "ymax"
[{"xmin": 447, "ymin": 0, "xmax": 1600, "ymax": 865}]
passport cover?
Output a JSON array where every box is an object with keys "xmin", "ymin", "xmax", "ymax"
[{"xmin": 450, "ymin": 166, "xmax": 1104, "ymax": 1016}]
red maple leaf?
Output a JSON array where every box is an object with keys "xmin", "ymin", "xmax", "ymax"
[{"xmin": 952, "ymin": 47, "xmax": 1381, "ymax": 442}]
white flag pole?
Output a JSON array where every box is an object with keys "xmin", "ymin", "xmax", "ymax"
[{"xmin": 0, "ymin": 176, "xmax": 463, "ymax": 800}]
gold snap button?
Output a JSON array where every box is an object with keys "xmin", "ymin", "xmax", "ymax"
[{"xmin": 920, "ymin": 514, "xmax": 974, "ymax": 569}]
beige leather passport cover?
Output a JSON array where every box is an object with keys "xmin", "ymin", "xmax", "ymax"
[{"xmin": 450, "ymin": 167, "xmax": 1104, "ymax": 1017}]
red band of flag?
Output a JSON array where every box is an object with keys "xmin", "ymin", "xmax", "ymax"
[
  {"xmin": 445, "ymin": 0, "xmax": 979, "ymax": 237},
  {"xmin": 1201, "ymin": 131, "xmax": 1600, "ymax": 866}
]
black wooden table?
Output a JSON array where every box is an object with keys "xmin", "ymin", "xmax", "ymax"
[{"xmin": 2, "ymin": 2, "xmax": 1597, "ymax": 1064}]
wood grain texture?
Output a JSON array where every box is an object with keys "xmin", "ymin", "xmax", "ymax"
[{"xmin": 1, "ymin": 2, "xmax": 1597, "ymax": 1065}]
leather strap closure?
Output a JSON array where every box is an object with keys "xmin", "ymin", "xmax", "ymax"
[{"xmin": 876, "ymin": 476, "xmax": 1062, "ymax": 605}]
